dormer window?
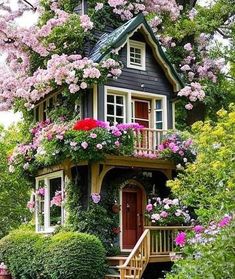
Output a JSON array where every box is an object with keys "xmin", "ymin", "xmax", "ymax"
[{"xmin": 127, "ymin": 40, "xmax": 146, "ymax": 71}]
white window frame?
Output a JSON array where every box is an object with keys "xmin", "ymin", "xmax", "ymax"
[
  {"xmin": 35, "ymin": 171, "xmax": 64, "ymax": 233},
  {"xmin": 154, "ymin": 99, "xmax": 164, "ymax": 130},
  {"xmin": 127, "ymin": 40, "xmax": 146, "ymax": 71},
  {"xmin": 105, "ymin": 86, "xmax": 168, "ymax": 130},
  {"xmin": 105, "ymin": 92, "xmax": 127, "ymax": 124}
]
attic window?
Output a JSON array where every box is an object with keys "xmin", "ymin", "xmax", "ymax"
[{"xmin": 127, "ymin": 40, "xmax": 146, "ymax": 70}]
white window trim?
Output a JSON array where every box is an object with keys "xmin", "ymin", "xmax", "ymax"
[
  {"xmin": 104, "ymin": 86, "xmax": 168, "ymax": 130},
  {"xmin": 35, "ymin": 171, "xmax": 64, "ymax": 233},
  {"xmin": 127, "ymin": 40, "xmax": 146, "ymax": 71},
  {"xmin": 105, "ymin": 91, "xmax": 127, "ymax": 124},
  {"xmin": 172, "ymin": 102, "xmax": 176, "ymax": 129}
]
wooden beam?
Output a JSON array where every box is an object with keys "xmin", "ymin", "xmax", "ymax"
[{"xmin": 91, "ymin": 163, "xmax": 114, "ymax": 193}]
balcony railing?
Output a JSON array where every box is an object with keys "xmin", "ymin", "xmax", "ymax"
[
  {"xmin": 118, "ymin": 226, "xmax": 192, "ymax": 279},
  {"xmin": 134, "ymin": 128, "xmax": 167, "ymax": 155}
]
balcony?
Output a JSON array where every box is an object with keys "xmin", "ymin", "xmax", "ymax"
[{"xmin": 134, "ymin": 128, "xmax": 167, "ymax": 155}]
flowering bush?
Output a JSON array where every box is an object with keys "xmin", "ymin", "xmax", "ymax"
[
  {"xmin": 145, "ymin": 197, "xmax": 191, "ymax": 226},
  {"xmin": 158, "ymin": 132, "xmax": 196, "ymax": 168},
  {"xmin": 51, "ymin": 191, "xmax": 63, "ymax": 207},
  {"xmin": 9, "ymin": 119, "xmax": 143, "ymax": 173}
]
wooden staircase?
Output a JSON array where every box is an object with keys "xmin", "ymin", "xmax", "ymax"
[{"xmin": 105, "ymin": 226, "xmax": 191, "ymax": 279}]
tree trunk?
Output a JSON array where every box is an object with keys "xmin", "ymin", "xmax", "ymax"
[{"xmin": 186, "ymin": 102, "xmax": 206, "ymax": 126}]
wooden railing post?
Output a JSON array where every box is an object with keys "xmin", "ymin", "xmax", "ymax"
[{"xmin": 134, "ymin": 128, "xmax": 167, "ymax": 155}]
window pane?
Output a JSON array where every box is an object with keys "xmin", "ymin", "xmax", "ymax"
[
  {"xmin": 50, "ymin": 178, "xmax": 62, "ymax": 226},
  {"xmin": 116, "ymin": 118, "xmax": 124, "ymax": 123},
  {"xmin": 156, "ymin": 100, "xmax": 162, "ymax": 109},
  {"xmin": 107, "ymin": 95, "xmax": 114, "ymax": 103},
  {"xmin": 116, "ymin": 106, "xmax": 124, "ymax": 116},
  {"xmin": 116, "ymin": 96, "xmax": 123, "ymax": 104},
  {"xmin": 156, "ymin": 122, "xmax": 163, "ymax": 129},
  {"xmin": 107, "ymin": 117, "xmax": 114, "ymax": 124},
  {"xmin": 156, "ymin": 111, "xmax": 162, "ymax": 121},
  {"xmin": 107, "ymin": 104, "xmax": 114, "ymax": 115}
]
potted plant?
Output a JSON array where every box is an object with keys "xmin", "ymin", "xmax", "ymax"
[{"xmin": 145, "ymin": 197, "xmax": 191, "ymax": 226}]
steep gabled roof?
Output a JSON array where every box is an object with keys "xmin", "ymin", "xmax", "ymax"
[{"xmin": 89, "ymin": 13, "xmax": 184, "ymax": 92}]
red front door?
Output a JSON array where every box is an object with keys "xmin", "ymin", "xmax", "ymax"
[
  {"xmin": 122, "ymin": 186, "xmax": 143, "ymax": 250},
  {"xmin": 132, "ymin": 99, "xmax": 150, "ymax": 128}
]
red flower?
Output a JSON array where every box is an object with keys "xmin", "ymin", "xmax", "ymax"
[{"xmin": 73, "ymin": 118, "xmax": 98, "ymax": 131}]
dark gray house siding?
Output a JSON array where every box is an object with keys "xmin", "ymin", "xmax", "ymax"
[{"xmin": 95, "ymin": 31, "xmax": 175, "ymax": 128}]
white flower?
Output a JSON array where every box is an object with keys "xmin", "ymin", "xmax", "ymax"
[
  {"xmin": 164, "ymin": 204, "xmax": 170, "ymax": 210},
  {"xmin": 172, "ymin": 198, "xmax": 179, "ymax": 205},
  {"xmin": 176, "ymin": 164, "xmax": 184, "ymax": 170},
  {"xmin": 9, "ymin": 165, "xmax": 15, "ymax": 173},
  {"xmin": 151, "ymin": 213, "xmax": 160, "ymax": 221}
]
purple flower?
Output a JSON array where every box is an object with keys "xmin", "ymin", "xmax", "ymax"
[
  {"xmin": 193, "ymin": 225, "xmax": 204, "ymax": 234},
  {"xmin": 175, "ymin": 232, "xmax": 187, "ymax": 247},
  {"xmin": 91, "ymin": 193, "xmax": 101, "ymax": 204},
  {"xmin": 146, "ymin": 204, "xmax": 153, "ymax": 212},
  {"xmin": 218, "ymin": 215, "xmax": 232, "ymax": 227},
  {"xmin": 36, "ymin": 187, "xmax": 45, "ymax": 196},
  {"xmin": 160, "ymin": 211, "xmax": 168, "ymax": 218}
]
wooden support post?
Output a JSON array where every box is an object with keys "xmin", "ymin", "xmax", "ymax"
[{"xmin": 90, "ymin": 163, "xmax": 114, "ymax": 194}]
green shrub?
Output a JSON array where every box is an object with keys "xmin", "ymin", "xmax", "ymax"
[
  {"xmin": 42, "ymin": 232, "xmax": 106, "ymax": 279},
  {"xmin": 0, "ymin": 230, "xmax": 106, "ymax": 279},
  {"xmin": 0, "ymin": 229, "xmax": 42, "ymax": 279}
]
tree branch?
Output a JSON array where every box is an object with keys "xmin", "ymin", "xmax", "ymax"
[{"xmin": 20, "ymin": 0, "xmax": 37, "ymax": 11}]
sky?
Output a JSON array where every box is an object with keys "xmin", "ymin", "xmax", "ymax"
[{"xmin": 0, "ymin": 0, "xmax": 220, "ymax": 127}]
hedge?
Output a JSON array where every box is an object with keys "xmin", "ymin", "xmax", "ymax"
[{"xmin": 0, "ymin": 230, "xmax": 106, "ymax": 279}]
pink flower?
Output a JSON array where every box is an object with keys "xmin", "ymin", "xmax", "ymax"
[
  {"xmin": 218, "ymin": 215, "xmax": 232, "ymax": 227},
  {"xmin": 36, "ymin": 187, "xmax": 45, "ymax": 196},
  {"xmin": 193, "ymin": 225, "xmax": 204, "ymax": 234},
  {"xmin": 175, "ymin": 232, "xmax": 187, "ymax": 247},
  {"xmin": 27, "ymin": 201, "xmax": 35, "ymax": 210},
  {"xmin": 185, "ymin": 103, "xmax": 193, "ymax": 110},
  {"xmin": 160, "ymin": 211, "xmax": 168, "ymax": 218},
  {"xmin": 184, "ymin": 43, "xmax": 192, "ymax": 51},
  {"xmin": 91, "ymin": 193, "xmax": 101, "ymax": 203},
  {"xmin": 80, "ymin": 82, "xmax": 87, "ymax": 89},
  {"xmin": 146, "ymin": 204, "xmax": 153, "ymax": 212},
  {"xmin": 115, "ymin": 141, "xmax": 120, "ymax": 147},
  {"xmin": 95, "ymin": 3, "xmax": 104, "ymax": 11},
  {"xmin": 90, "ymin": 133, "xmax": 97, "ymax": 139},
  {"xmin": 51, "ymin": 191, "xmax": 63, "ymax": 207},
  {"xmin": 81, "ymin": 141, "xmax": 88, "ymax": 149},
  {"xmin": 96, "ymin": 143, "xmax": 103, "ymax": 150}
]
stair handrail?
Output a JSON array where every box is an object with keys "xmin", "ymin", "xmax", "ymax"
[{"xmin": 118, "ymin": 229, "xmax": 150, "ymax": 279}]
